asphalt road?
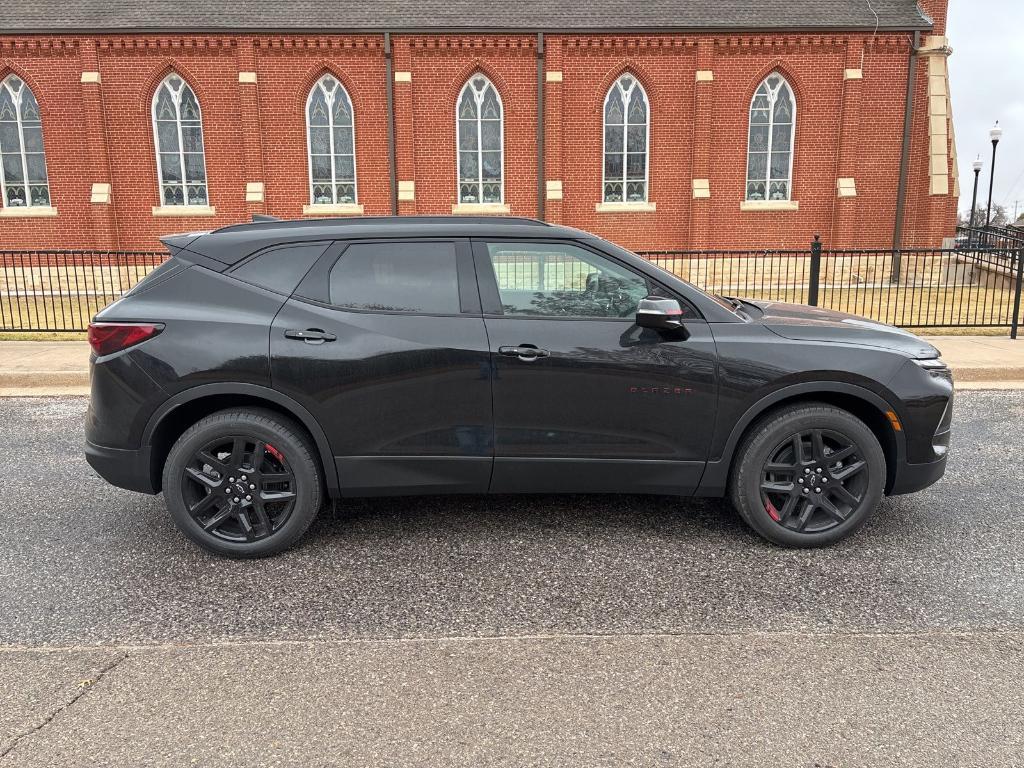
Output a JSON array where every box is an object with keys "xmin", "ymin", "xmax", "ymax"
[{"xmin": 2, "ymin": 392, "xmax": 1023, "ymax": 765}]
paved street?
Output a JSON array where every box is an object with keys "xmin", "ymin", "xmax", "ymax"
[{"xmin": 1, "ymin": 392, "xmax": 1023, "ymax": 765}]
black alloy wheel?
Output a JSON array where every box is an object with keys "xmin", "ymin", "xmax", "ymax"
[
  {"xmin": 729, "ymin": 403, "xmax": 885, "ymax": 547},
  {"xmin": 758, "ymin": 429, "xmax": 868, "ymax": 533},
  {"xmin": 181, "ymin": 435, "xmax": 297, "ymax": 543},
  {"xmin": 163, "ymin": 408, "xmax": 322, "ymax": 557}
]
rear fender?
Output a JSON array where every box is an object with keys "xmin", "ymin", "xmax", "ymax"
[{"xmin": 141, "ymin": 382, "xmax": 341, "ymax": 496}]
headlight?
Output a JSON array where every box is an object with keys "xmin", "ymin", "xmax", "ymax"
[{"xmin": 912, "ymin": 357, "xmax": 952, "ymax": 381}]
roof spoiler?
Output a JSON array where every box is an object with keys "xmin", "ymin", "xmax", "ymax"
[{"xmin": 159, "ymin": 231, "xmax": 208, "ymax": 254}]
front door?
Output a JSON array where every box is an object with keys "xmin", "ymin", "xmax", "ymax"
[
  {"xmin": 475, "ymin": 239, "xmax": 718, "ymax": 495},
  {"xmin": 271, "ymin": 239, "xmax": 493, "ymax": 496}
]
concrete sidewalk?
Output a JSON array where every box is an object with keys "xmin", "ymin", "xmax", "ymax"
[
  {"xmin": 1, "ymin": 336, "xmax": 1023, "ymax": 395},
  {"xmin": 2, "ymin": 632, "xmax": 1022, "ymax": 766}
]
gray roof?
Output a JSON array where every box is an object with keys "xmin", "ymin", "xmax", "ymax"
[{"xmin": 3, "ymin": 1, "xmax": 933, "ymax": 34}]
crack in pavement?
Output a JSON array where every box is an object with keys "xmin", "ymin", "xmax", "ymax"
[{"xmin": 0, "ymin": 652, "xmax": 128, "ymax": 763}]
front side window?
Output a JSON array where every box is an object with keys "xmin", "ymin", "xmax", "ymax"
[
  {"xmin": 152, "ymin": 74, "xmax": 208, "ymax": 207},
  {"xmin": 0, "ymin": 75, "xmax": 50, "ymax": 208},
  {"xmin": 746, "ymin": 73, "xmax": 795, "ymax": 201},
  {"xmin": 457, "ymin": 75, "xmax": 503, "ymax": 205},
  {"xmin": 329, "ymin": 242, "xmax": 460, "ymax": 314},
  {"xmin": 486, "ymin": 242, "xmax": 649, "ymax": 319},
  {"xmin": 307, "ymin": 75, "xmax": 357, "ymax": 205},
  {"xmin": 603, "ymin": 74, "xmax": 648, "ymax": 203}
]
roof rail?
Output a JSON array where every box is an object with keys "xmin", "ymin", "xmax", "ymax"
[{"xmin": 251, "ymin": 214, "xmax": 281, "ymax": 223}]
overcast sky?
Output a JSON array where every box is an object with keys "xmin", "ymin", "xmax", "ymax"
[{"xmin": 949, "ymin": 0, "xmax": 1024, "ymax": 220}]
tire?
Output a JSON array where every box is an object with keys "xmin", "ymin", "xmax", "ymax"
[
  {"xmin": 162, "ymin": 408, "xmax": 323, "ymax": 558},
  {"xmin": 728, "ymin": 403, "xmax": 886, "ymax": 548}
]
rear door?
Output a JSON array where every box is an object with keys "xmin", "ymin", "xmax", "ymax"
[
  {"xmin": 475, "ymin": 239, "xmax": 718, "ymax": 495},
  {"xmin": 270, "ymin": 238, "xmax": 493, "ymax": 496}
]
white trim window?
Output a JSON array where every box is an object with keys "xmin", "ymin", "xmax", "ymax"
[
  {"xmin": 0, "ymin": 75, "xmax": 51, "ymax": 208},
  {"xmin": 603, "ymin": 74, "xmax": 649, "ymax": 204},
  {"xmin": 152, "ymin": 74, "xmax": 208, "ymax": 207},
  {"xmin": 307, "ymin": 74, "xmax": 357, "ymax": 205},
  {"xmin": 456, "ymin": 75, "xmax": 503, "ymax": 205},
  {"xmin": 746, "ymin": 72, "xmax": 795, "ymax": 202}
]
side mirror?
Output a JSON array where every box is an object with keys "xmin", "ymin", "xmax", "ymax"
[{"xmin": 635, "ymin": 296, "xmax": 685, "ymax": 330}]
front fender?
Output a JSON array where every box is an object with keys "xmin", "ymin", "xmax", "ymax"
[{"xmin": 696, "ymin": 380, "xmax": 906, "ymax": 497}]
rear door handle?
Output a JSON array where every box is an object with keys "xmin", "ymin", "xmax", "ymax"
[
  {"xmin": 284, "ymin": 328, "xmax": 337, "ymax": 344},
  {"xmin": 498, "ymin": 345, "xmax": 550, "ymax": 361}
]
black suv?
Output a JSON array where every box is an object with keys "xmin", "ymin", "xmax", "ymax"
[{"xmin": 86, "ymin": 217, "xmax": 952, "ymax": 557}]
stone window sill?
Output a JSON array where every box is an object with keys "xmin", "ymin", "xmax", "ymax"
[
  {"xmin": 152, "ymin": 205, "xmax": 216, "ymax": 217},
  {"xmin": 0, "ymin": 206, "xmax": 58, "ymax": 218},
  {"xmin": 740, "ymin": 200, "xmax": 799, "ymax": 211},
  {"xmin": 595, "ymin": 202, "xmax": 657, "ymax": 213},
  {"xmin": 452, "ymin": 203, "xmax": 510, "ymax": 215},
  {"xmin": 302, "ymin": 203, "xmax": 365, "ymax": 216}
]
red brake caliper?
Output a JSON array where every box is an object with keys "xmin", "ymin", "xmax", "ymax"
[
  {"xmin": 265, "ymin": 444, "xmax": 284, "ymax": 463},
  {"xmin": 765, "ymin": 500, "xmax": 781, "ymax": 522}
]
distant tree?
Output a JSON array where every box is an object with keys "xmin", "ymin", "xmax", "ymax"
[{"xmin": 959, "ymin": 204, "xmax": 1009, "ymax": 228}]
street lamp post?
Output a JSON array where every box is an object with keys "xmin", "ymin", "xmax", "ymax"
[
  {"xmin": 985, "ymin": 121, "xmax": 1003, "ymax": 228},
  {"xmin": 967, "ymin": 156, "xmax": 984, "ymax": 248},
  {"xmin": 969, "ymin": 156, "xmax": 983, "ymax": 229}
]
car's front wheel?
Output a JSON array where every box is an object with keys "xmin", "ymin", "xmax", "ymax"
[
  {"xmin": 729, "ymin": 403, "xmax": 886, "ymax": 547},
  {"xmin": 162, "ymin": 408, "xmax": 323, "ymax": 557}
]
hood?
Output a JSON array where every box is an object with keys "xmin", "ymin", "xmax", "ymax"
[{"xmin": 747, "ymin": 300, "xmax": 940, "ymax": 358}]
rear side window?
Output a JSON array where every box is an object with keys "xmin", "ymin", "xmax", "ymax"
[
  {"xmin": 328, "ymin": 242, "xmax": 460, "ymax": 314},
  {"xmin": 231, "ymin": 243, "xmax": 328, "ymax": 295}
]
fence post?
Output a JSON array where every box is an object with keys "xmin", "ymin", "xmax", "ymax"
[
  {"xmin": 807, "ymin": 234, "xmax": 822, "ymax": 307},
  {"xmin": 1012, "ymin": 247, "xmax": 1023, "ymax": 340}
]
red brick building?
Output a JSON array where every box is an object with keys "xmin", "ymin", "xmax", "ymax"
[{"xmin": 0, "ymin": 0, "xmax": 957, "ymax": 253}]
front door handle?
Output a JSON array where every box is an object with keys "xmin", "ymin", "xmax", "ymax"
[
  {"xmin": 284, "ymin": 328, "xmax": 337, "ymax": 344},
  {"xmin": 498, "ymin": 344, "xmax": 550, "ymax": 361}
]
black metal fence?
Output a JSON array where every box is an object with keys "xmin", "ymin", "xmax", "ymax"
[
  {"xmin": 957, "ymin": 223, "xmax": 1024, "ymax": 252},
  {"xmin": 638, "ymin": 239, "xmax": 1023, "ymax": 337},
  {"xmin": 0, "ymin": 250, "xmax": 166, "ymax": 333},
  {"xmin": 1, "ymin": 238, "xmax": 1022, "ymax": 337}
]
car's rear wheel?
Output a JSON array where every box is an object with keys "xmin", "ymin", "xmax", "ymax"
[
  {"xmin": 162, "ymin": 408, "xmax": 322, "ymax": 557},
  {"xmin": 729, "ymin": 403, "xmax": 885, "ymax": 547}
]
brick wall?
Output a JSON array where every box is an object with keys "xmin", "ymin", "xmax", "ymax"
[{"xmin": 0, "ymin": 22, "xmax": 956, "ymax": 253}]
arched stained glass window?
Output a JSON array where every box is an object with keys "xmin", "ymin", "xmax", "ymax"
[
  {"xmin": 746, "ymin": 73, "xmax": 795, "ymax": 201},
  {"xmin": 307, "ymin": 74, "xmax": 357, "ymax": 206},
  {"xmin": 603, "ymin": 74, "xmax": 648, "ymax": 203},
  {"xmin": 0, "ymin": 75, "xmax": 51, "ymax": 209},
  {"xmin": 152, "ymin": 74, "xmax": 208, "ymax": 207},
  {"xmin": 456, "ymin": 75, "xmax": 503, "ymax": 205}
]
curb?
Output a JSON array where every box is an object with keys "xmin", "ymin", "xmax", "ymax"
[{"xmin": 0, "ymin": 371, "xmax": 89, "ymax": 388}]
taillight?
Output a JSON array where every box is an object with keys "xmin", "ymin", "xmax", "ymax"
[{"xmin": 88, "ymin": 323, "xmax": 163, "ymax": 356}]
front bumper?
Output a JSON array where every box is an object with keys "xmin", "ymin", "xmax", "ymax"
[
  {"xmin": 85, "ymin": 440, "xmax": 158, "ymax": 494},
  {"xmin": 889, "ymin": 454, "xmax": 947, "ymax": 495}
]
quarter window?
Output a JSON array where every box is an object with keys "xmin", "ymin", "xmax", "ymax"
[
  {"xmin": 232, "ymin": 243, "xmax": 329, "ymax": 295},
  {"xmin": 486, "ymin": 242, "xmax": 649, "ymax": 319},
  {"xmin": 307, "ymin": 75, "xmax": 357, "ymax": 206},
  {"xmin": 456, "ymin": 75, "xmax": 503, "ymax": 205},
  {"xmin": 0, "ymin": 75, "xmax": 50, "ymax": 209},
  {"xmin": 603, "ymin": 74, "xmax": 649, "ymax": 203},
  {"xmin": 746, "ymin": 73, "xmax": 795, "ymax": 201},
  {"xmin": 329, "ymin": 242, "xmax": 461, "ymax": 315},
  {"xmin": 152, "ymin": 74, "xmax": 208, "ymax": 207}
]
